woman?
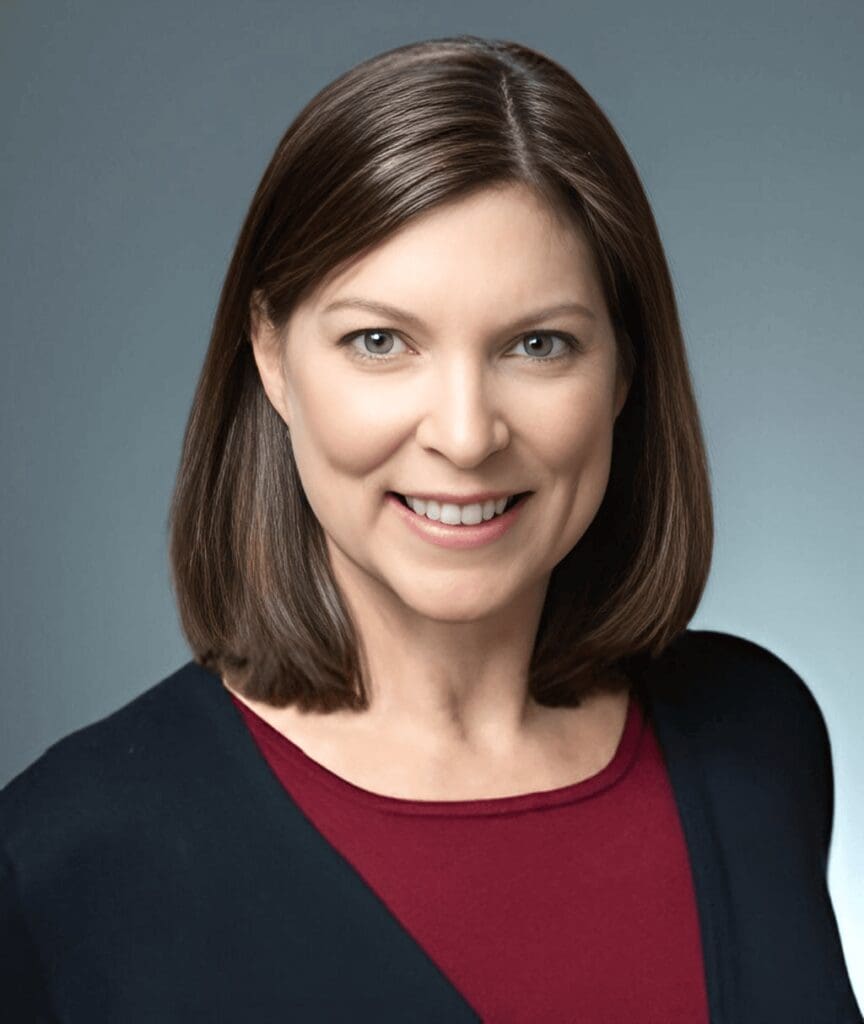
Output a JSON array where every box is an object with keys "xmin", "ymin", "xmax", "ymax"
[{"xmin": 1, "ymin": 35, "xmax": 860, "ymax": 1024}]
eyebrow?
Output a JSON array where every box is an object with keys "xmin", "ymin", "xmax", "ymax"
[{"xmin": 321, "ymin": 297, "xmax": 596, "ymax": 330}]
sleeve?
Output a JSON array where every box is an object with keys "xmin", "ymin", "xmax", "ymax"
[
  {"xmin": 797, "ymin": 686, "xmax": 864, "ymax": 1022},
  {"xmin": 701, "ymin": 629, "xmax": 837, "ymax": 866},
  {"xmin": 759, "ymin": 638, "xmax": 836, "ymax": 871},
  {"xmin": 700, "ymin": 630, "xmax": 863, "ymax": 1021},
  {"xmin": 0, "ymin": 846, "xmax": 58, "ymax": 1022},
  {"xmin": 799, "ymin": 670, "xmax": 835, "ymax": 872}
]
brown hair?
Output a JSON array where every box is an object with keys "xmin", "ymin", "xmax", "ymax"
[{"xmin": 168, "ymin": 35, "xmax": 713, "ymax": 711}]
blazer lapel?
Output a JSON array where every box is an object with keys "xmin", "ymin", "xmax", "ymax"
[
  {"xmin": 184, "ymin": 661, "xmax": 482, "ymax": 1022},
  {"xmin": 632, "ymin": 639, "xmax": 739, "ymax": 1024}
]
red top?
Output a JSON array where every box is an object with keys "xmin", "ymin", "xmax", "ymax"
[{"xmin": 229, "ymin": 688, "xmax": 709, "ymax": 1023}]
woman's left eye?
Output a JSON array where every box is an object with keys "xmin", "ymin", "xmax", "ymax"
[
  {"xmin": 340, "ymin": 328, "xmax": 580, "ymax": 363},
  {"xmin": 511, "ymin": 332, "xmax": 580, "ymax": 361}
]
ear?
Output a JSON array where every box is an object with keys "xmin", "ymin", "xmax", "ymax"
[{"xmin": 249, "ymin": 290, "xmax": 292, "ymax": 428}]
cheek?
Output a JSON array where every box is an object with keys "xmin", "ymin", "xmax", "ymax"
[
  {"xmin": 293, "ymin": 374, "xmax": 400, "ymax": 478},
  {"xmin": 526, "ymin": 381, "xmax": 615, "ymax": 481},
  {"xmin": 526, "ymin": 385, "xmax": 617, "ymax": 554},
  {"xmin": 285, "ymin": 370, "xmax": 409, "ymax": 555}
]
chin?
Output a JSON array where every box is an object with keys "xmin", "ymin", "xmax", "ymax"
[{"xmin": 392, "ymin": 578, "xmax": 525, "ymax": 624}]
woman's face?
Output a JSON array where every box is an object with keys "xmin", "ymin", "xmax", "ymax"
[{"xmin": 251, "ymin": 182, "xmax": 630, "ymax": 623}]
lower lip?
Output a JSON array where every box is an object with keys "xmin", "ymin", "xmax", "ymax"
[{"xmin": 386, "ymin": 492, "xmax": 532, "ymax": 549}]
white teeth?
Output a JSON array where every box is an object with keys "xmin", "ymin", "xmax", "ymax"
[{"xmin": 404, "ymin": 494, "xmax": 517, "ymax": 525}]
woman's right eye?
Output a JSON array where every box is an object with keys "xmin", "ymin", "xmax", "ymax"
[{"xmin": 341, "ymin": 329, "xmax": 409, "ymax": 362}]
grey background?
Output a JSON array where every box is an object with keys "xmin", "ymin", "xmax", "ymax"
[{"xmin": 2, "ymin": 0, "xmax": 861, "ymax": 998}]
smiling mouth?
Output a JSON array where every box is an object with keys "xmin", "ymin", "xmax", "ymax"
[{"xmin": 389, "ymin": 491, "xmax": 531, "ymax": 520}]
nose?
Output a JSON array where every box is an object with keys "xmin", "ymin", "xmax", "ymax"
[{"xmin": 413, "ymin": 354, "xmax": 510, "ymax": 467}]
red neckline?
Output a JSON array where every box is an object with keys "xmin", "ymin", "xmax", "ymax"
[{"xmin": 228, "ymin": 688, "xmax": 645, "ymax": 817}]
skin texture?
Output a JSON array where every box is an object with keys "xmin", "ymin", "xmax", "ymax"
[{"xmin": 227, "ymin": 182, "xmax": 633, "ymax": 800}]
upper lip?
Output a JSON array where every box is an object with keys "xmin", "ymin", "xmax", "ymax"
[{"xmin": 391, "ymin": 490, "xmax": 528, "ymax": 504}]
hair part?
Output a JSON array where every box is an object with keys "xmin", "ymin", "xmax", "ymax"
[{"xmin": 168, "ymin": 34, "xmax": 713, "ymax": 711}]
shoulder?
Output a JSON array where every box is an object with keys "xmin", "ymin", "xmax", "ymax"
[
  {"xmin": 0, "ymin": 660, "xmax": 221, "ymax": 862},
  {"xmin": 641, "ymin": 626, "xmax": 828, "ymax": 729},
  {"xmin": 641, "ymin": 627, "xmax": 835, "ymax": 853}
]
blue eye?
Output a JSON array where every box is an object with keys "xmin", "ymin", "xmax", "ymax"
[
  {"xmin": 339, "ymin": 328, "xmax": 580, "ymax": 363},
  {"xmin": 512, "ymin": 332, "xmax": 579, "ymax": 360},
  {"xmin": 345, "ymin": 329, "xmax": 408, "ymax": 361}
]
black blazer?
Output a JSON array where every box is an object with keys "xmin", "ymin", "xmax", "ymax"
[{"xmin": 1, "ymin": 629, "xmax": 861, "ymax": 1022}]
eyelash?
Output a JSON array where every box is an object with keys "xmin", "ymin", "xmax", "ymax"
[{"xmin": 339, "ymin": 328, "xmax": 582, "ymax": 365}]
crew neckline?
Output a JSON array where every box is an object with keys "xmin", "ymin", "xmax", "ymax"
[{"xmin": 227, "ymin": 686, "xmax": 646, "ymax": 817}]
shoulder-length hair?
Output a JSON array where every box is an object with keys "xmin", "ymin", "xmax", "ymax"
[{"xmin": 168, "ymin": 35, "xmax": 713, "ymax": 711}]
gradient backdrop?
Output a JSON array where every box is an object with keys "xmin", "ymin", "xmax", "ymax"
[{"xmin": 2, "ymin": 0, "xmax": 861, "ymax": 1001}]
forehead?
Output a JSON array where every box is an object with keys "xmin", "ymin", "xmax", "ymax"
[{"xmin": 300, "ymin": 183, "xmax": 606, "ymax": 324}]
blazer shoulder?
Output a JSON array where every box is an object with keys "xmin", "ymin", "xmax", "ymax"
[
  {"xmin": 656, "ymin": 628, "xmax": 835, "ymax": 855},
  {"xmin": 653, "ymin": 627, "xmax": 827, "ymax": 723},
  {"xmin": 0, "ymin": 660, "xmax": 218, "ymax": 858}
]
